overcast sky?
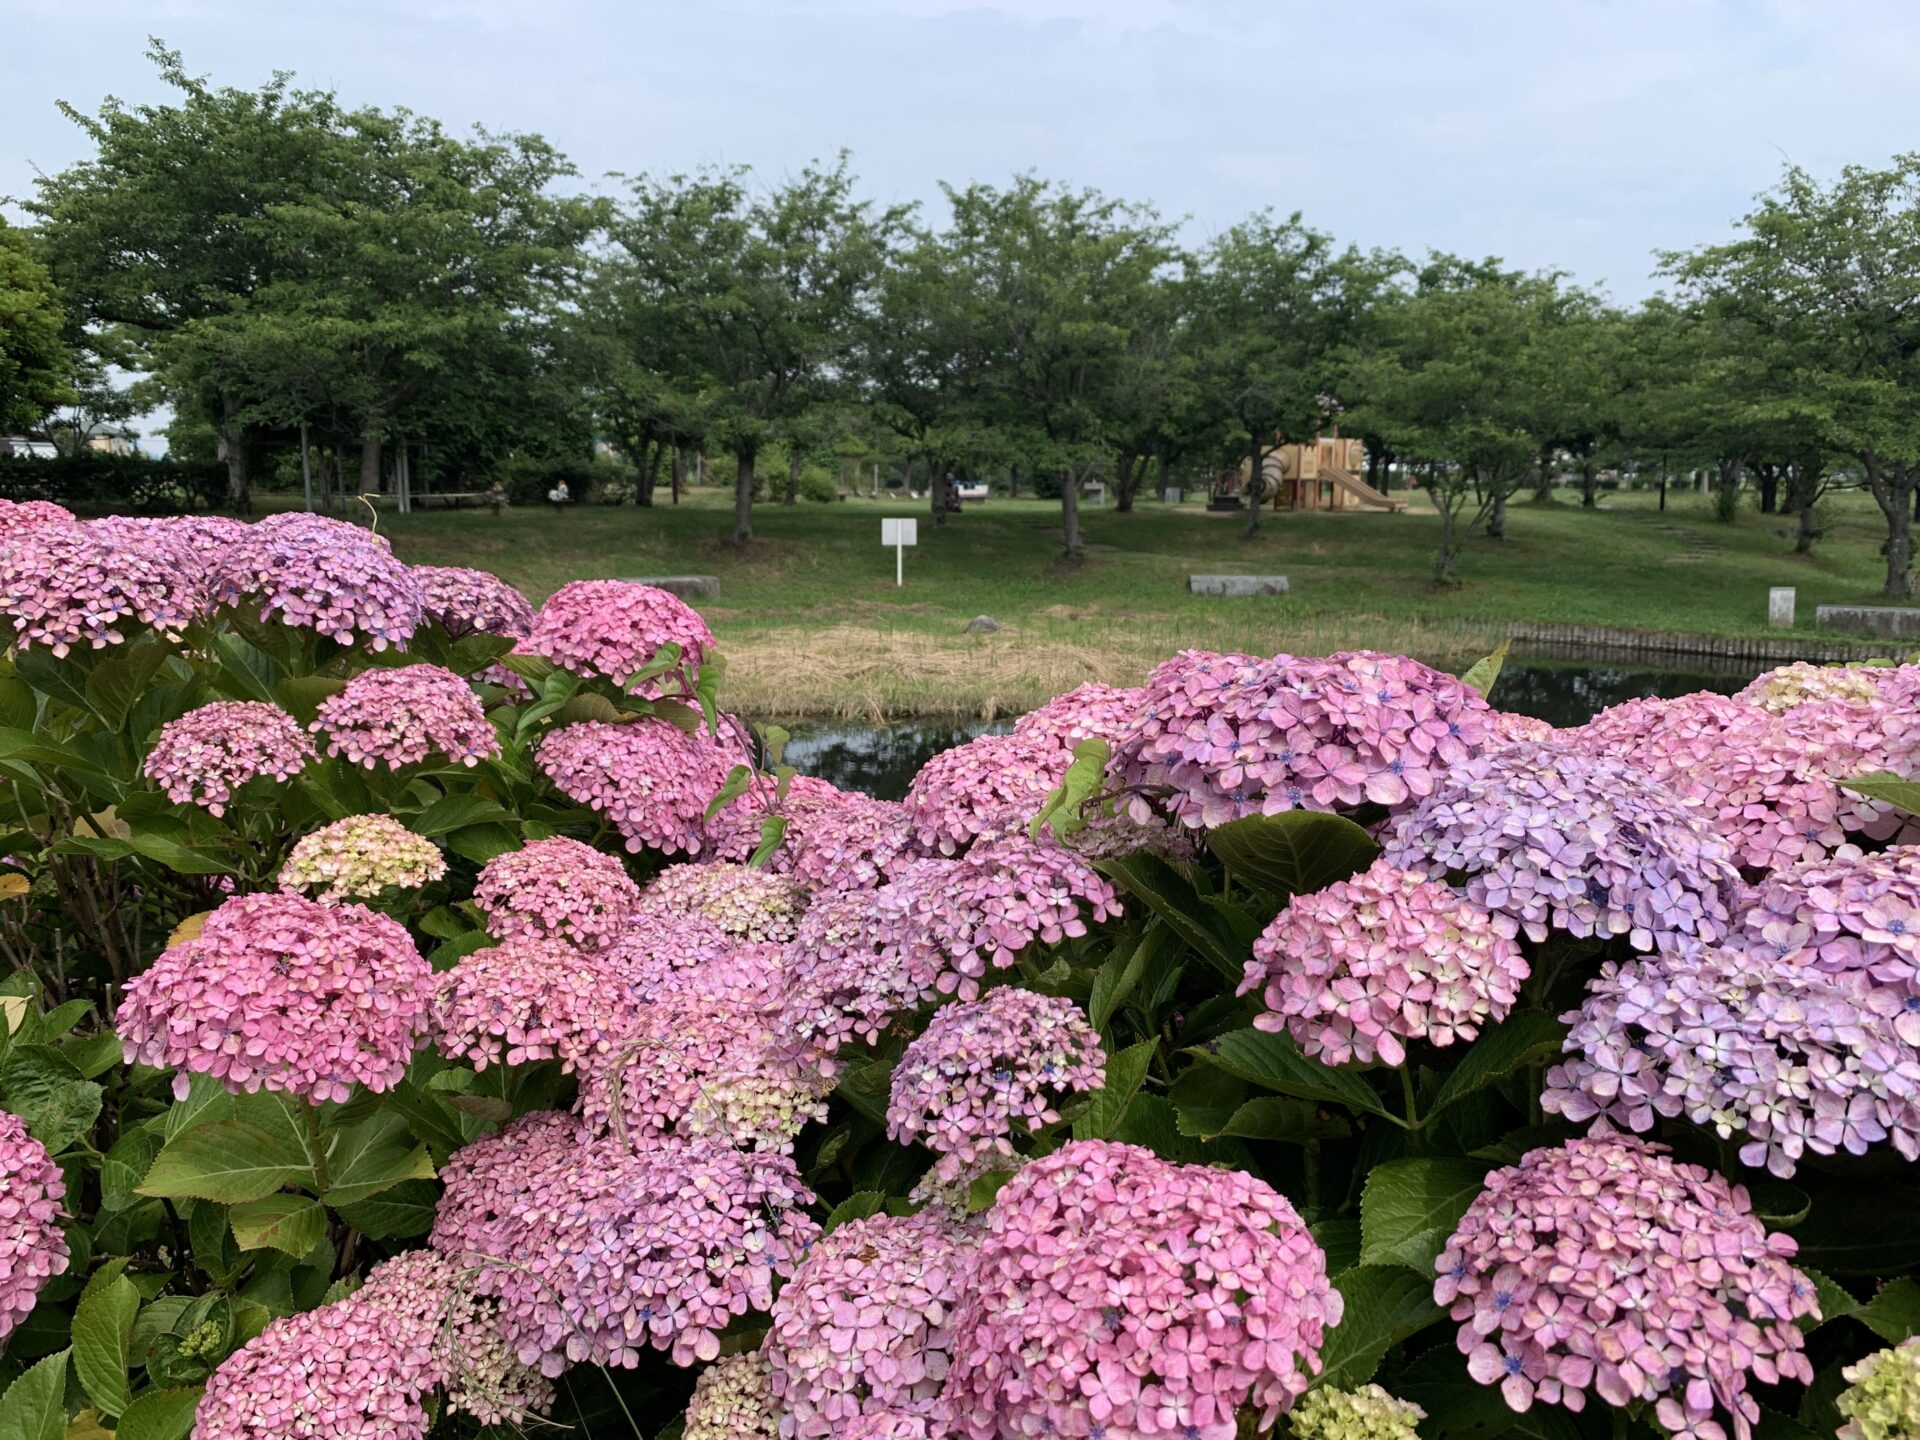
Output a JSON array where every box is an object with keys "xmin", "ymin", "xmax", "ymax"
[{"xmin": 4, "ymin": 0, "xmax": 1917, "ymax": 302}]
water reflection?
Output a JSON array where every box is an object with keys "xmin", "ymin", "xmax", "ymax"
[{"xmin": 781, "ymin": 661, "xmax": 1761, "ymax": 801}]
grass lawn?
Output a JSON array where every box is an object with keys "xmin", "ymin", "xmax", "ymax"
[{"xmin": 366, "ymin": 484, "xmax": 1911, "ymax": 718}]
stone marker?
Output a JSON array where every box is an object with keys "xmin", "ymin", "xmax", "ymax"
[
  {"xmin": 1188, "ymin": 575, "xmax": 1289, "ymax": 597},
  {"xmin": 963, "ymin": 615, "xmax": 1002, "ymax": 634},
  {"xmin": 620, "ymin": 575, "xmax": 720, "ymax": 601},
  {"xmin": 1769, "ymin": 587, "xmax": 1795, "ymax": 629},
  {"xmin": 1815, "ymin": 604, "xmax": 1920, "ymax": 639},
  {"xmin": 1162, "ymin": 487, "xmax": 1183, "ymax": 505}
]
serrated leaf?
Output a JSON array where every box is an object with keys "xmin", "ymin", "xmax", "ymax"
[
  {"xmin": 1842, "ymin": 771, "xmax": 1920, "ymax": 820},
  {"xmin": 71, "ymin": 1276, "xmax": 138, "ymax": 1415},
  {"xmin": 229, "ymin": 1195, "xmax": 328, "ymax": 1256},
  {"xmin": 138, "ymin": 1120, "xmax": 313, "ymax": 1203},
  {"xmin": 1096, "ymin": 853, "xmax": 1246, "ymax": 981},
  {"xmin": 1196, "ymin": 1027, "xmax": 1399, "ymax": 1123},
  {"xmin": 1861, "ymin": 1276, "xmax": 1920, "ymax": 1342},
  {"xmin": 1313, "ymin": 1266, "xmax": 1445, "ymax": 1390},
  {"xmin": 109, "ymin": 1387, "xmax": 202, "ymax": 1440},
  {"xmin": 322, "ymin": 1113, "xmax": 436, "ymax": 1208},
  {"xmin": 2, "ymin": 1045, "xmax": 104, "ymax": 1154},
  {"xmin": 411, "ymin": 794, "xmax": 515, "ymax": 837},
  {"xmin": 705, "ymin": 764, "xmax": 755, "ymax": 822},
  {"xmin": 0, "ymin": 1350, "xmax": 70, "ymax": 1440},
  {"xmin": 1795, "ymin": 1185, "xmax": 1920, "ymax": 1275},
  {"xmin": 1204, "ymin": 811, "xmax": 1381, "ymax": 900},
  {"xmin": 966, "ymin": 1169, "xmax": 1014, "ymax": 1212},
  {"xmin": 1029, "ymin": 737, "xmax": 1109, "ymax": 841},
  {"xmin": 1071, "ymin": 1040, "xmax": 1156, "ymax": 1140},
  {"xmin": 823, "ymin": 1192, "xmax": 886, "ymax": 1233},
  {"xmin": 1176, "ymin": 1095, "xmax": 1340, "ymax": 1142},
  {"xmin": 444, "ymin": 821, "xmax": 519, "ymax": 866},
  {"xmin": 1459, "ymin": 638, "xmax": 1511, "ymax": 699},
  {"xmin": 1359, "ymin": 1158, "xmax": 1487, "ymax": 1272},
  {"xmin": 331, "ymin": 1179, "xmax": 438, "ymax": 1239},
  {"xmin": 83, "ymin": 642, "xmax": 174, "ymax": 733},
  {"xmin": 1425, "ymin": 1010, "xmax": 1568, "ymax": 1120},
  {"xmin": 747, "ymin": 814, "xmax": 787, "ymax": 869},
  {"xmin": 99, "ymin": 1127, "xmax": 165, "ymax": 1213},
  {"xmin": 1090, "ymin": 929, "xmax": 1166, "ymax": 1032},
  {"xmin": 1800, "ymin": 1268, "xmax": 1858, "ymax": 1330}
]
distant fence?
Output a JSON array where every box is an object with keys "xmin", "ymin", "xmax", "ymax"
[{"xmin": 1505, "ymin": 620, "xmax": 1909, "ymax": 666}]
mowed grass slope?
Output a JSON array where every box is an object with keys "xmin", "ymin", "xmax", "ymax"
[{"xmin": 373, "ymin": 487, "xmax": 1907, "ymax": 718}]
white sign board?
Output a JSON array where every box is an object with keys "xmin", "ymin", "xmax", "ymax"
[{"xmin": 882, "ymin": 517, "xmax": 918, "ymax": 586}]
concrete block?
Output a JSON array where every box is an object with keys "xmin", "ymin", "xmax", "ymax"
[
  {"xmin": 1769, "ymin": 587, "xmax": 1795, "ymax": 629},
  {"xmin": 1815, "ymin": 604, "xmax": 1920, "ymax": 639},
  {"xmin": 1188, "ymin": 574, "xmax": 1289, "ymax": 597}
]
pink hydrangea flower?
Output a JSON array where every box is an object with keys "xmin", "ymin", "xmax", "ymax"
[
  {"xmin": 430, "ymin": 936, "xmax": 634, "ymax": 1073},
  {"xmin": 887, "ymin": 988, "xmax": 1106, "ymax": 1187},
  {"xmin": 576, "ymin": 992, "xmax": 829, "ymax": 1152},
  {"xmin": 777, "ymin": 887, "xmax": 945, "ymax": 1073},
  {"xmin": 881, "ymin": 835, "xmax": 1122, "ymax": 999},
  {"xmin": 118, "ymin": 891, "xmax": 433, "ymax": 1103},
  {"xmin": 904, "ymin": 729, "xmax": 1069, "ymax": 855},
  {"xmin": 1384, "ymin": 741, "xmax": 1743, "ymax": 952},
  {"xmin": 525, "ymin": 579, "xmax": 715, "ymax": 689},
  {"xmin": 313, "ymin": 664, "xmax": 499, "ymax": 769},
  {"xmin": 1435, "ymin": 1135, "xmax": 1817, "ymax": 1440},
  {"xmin": 1110, "ymin": 649, "xmax": 1494, "ymax": 828},
  {"xmin": 1484, "ymin": 709, "xmax": 1558, "ymax": 746},
  {"xmin": 600, "ymin": 907, "xmax": 742, "ymax": 994},
  {"xmin": 638, "ymin": 861, "xmax": 808, "ymax": 943},
  {"xmin": 277, "ymin": 814, "xmax": 446, "ymax": 903},
  {"xmin": 537, "ymin": 719, "xmax": 738, "ymax": 856},
  {"xmin": 0, "ymin": 497, "xmax": 75, "ymax": 537},
  {"xmin": 1241, "ymin": 857, "xmax": 1528, "ymax": 1066},
  {"xmin": 473, "ymin": 835, "xmax": 639, "ymax": 952},
  {"xmin": 145, "ymin": 701, "xmax": 315, "ymax": 815},
  {"xmin": 1543, "ymin": 944, "xmax": 1920, "ymax": 1177},
  {"xmin": 412, "ymin": 564, "xmax": 535, "ymax": 640},
  {"xmin": 942, "ymin": 1140, "xmax": 1341, "ymax": 1439},
  {"xmin": 706, "ymin": 775, "xmax": 920, "ymax": 892},
  {"xmin": 210, "ymin": 512, "xmax": 423, "ymax": 650},
  {"xmin": 766, "ymin": 1210, "xmax": 982, "ymax": 1437},
  {"xmin": 355, "ymin": 1250, "xmax": 554, "ymax": 1426},
  {"xmin": 683, "ymin": 1351, "xmax": 780, "ymax": 1440},
  {"xmin": 0, "ymin": 1111, "xmax": 68, "ymax": 1348},
  {"xmin": 432, "ymin": 1118, "xmax": 820, "ymax": 1372},
  {"xmin": 0, "ymin": 518, "xmax": 200, "ymax": 654},
  {"xmin": 195, "ymin": 1295, "xmax": 435, "ymax": 1440},
  {"xmin": 1012, "ymin": 681, "xmax": 1143, "ymax": 748}
]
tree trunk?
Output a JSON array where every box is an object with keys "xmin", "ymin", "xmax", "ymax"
[
  {"xmin": 1434, "ymin": 495, "xmax": 1460, "ymax": 583},
  {"xmin": 1060, "ymin": 467, "xmax": 1083, "ymax": 558},
  {"xmin": 1487, "ymin": 477, "xmax": 1508, "ymax": 540},
  {"xmin": 642, "ymin": 440, "xmax": 665, "ymax": 507},
  {"xmin": 1533, "ymin": 446, "xmax": 1554, "ymax": 503},
  {"xmin": 1242, "ymin": 436, "xmax": 1264, "ymax": 539},
  {"xmin": 217, "ymin": 394, "xmax": 250, "ymax": 512},
  {"xmin": 930, "ymin": 461, "xmax": 947, "ymax": 528},
  {"xmin": 1864, "ymin": 455, "xmax": 1915, "ymax": 597},
  {"xmin": 733, "ymin": 445, "xmax": 756, "ymax": 543},
  {"xmin": 1756, "ymin": 463, "xmax": 1779, "ymax": 514},
  {"xmin": 1579, "ymin": 460, "xmax": 1598, "ymax": 509},
  {"xmin": 1156, "ymin": 450, "xmax": 1171, "ymax": 503},
  {"xmin": 1714, "ymin": 457, "xmax": 1744, "ymax": 523},
  {"xmin": 632, "ymin": 438, "xmax": 654, "ymax": 506},
  {"xmin": 1008, "ymin": 464, "xmax": 1020, "ymax": 500},
  {"xmin": 671, "ymin": 447, "xmax": 685, "ymax": 505},
  {"xmin": 785, "ymin": 451, "xmax": 800, "ymax": 506},
  {"xmin": 1788, "ymin": 463, "xmax": 1820, "ymax": 555},
  {"xmin": 360, "ymin": 428, "xmax": 383, "ymax": 497}
]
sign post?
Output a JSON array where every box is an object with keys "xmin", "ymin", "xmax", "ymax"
[{"xmin": 881, "ymin": 517, "xmax": 918, "ymax": 587}]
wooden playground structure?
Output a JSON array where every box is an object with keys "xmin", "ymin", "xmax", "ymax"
[{"xmin": 1210, "ymin": 430, "xmax": 1408, "ymax": 513}]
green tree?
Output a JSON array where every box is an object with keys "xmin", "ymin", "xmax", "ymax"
[
  {"xmin": 1672, "ymin": 158, "xmax": 1920, "ymax": 594},
  {"xmin": 609, "ymin": 157, "xmax": 899, "ymax": 543},
  {"xmin": 0, "ymin": 219, "xmax": 73, "ymax": 435}
]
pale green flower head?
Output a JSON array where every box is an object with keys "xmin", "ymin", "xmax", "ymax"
[
  {"xmin": 1840, "ymin": 1338, "xmax": 1920, "ymax": 1440},
  {"xmin": 1289, "ymin": 1384, "xmax": 1425, "ymax": 1440}
]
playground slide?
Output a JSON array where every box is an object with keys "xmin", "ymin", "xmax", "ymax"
[{"xmin": 1318, "ymin": 464, "xmax": 1408, "ymax": 511}]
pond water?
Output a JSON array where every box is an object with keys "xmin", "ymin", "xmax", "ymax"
[{"xmin": 780, "ymin": 659, "xmax": 1760, "ymax": 801}]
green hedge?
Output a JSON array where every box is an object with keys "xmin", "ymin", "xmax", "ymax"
[{"xmin": 0, "ymin": 453, "xmax": 229, "ymax": 514}]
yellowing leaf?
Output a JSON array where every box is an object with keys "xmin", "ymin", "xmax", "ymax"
[
  {"xmin": 0, "ymin": 873, "xmax": 28, "ymax": 901},
  {"xmin": 166, "ymin": 912, "xmax": 213, "ymax": 949},
  {"xmin": 0, "ymin": 995, "xmax": 25, "ymax": 1033},
  {"xmin": 74, "ymin": 808, "xmax": 131, "ymax": 841}
]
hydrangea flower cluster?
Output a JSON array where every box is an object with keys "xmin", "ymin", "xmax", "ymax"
[
  {"xmin": 1544, "ymin": 945, "xmax": 1920, "ymax": 1176},
  {"xmin": 639, "ymin": 861, "xmax": 808, "ymax": 943},
  {"xmin": 314, "ymin": 664, "xmax": 498, "ymax": 769},
  {"xmin": 1483, "ymin": 710, "xmax": 1558, "ymax": 746},
  {"xmin": 1839, "ymin": 1338, "xmax": 1920, "ymax": 1440},
  {"xmin": 683, "ymin": 1352, "xmax": 781, "ymax": 1440},
  {"xmin": 412, "ymin": 564, "xmax": 535, "ymax": 640},
  {"xmin": 1109, "ymin": 648, "xmax": 1493, "ymax": 828},
  {"xmin": 1742, "ymin": 849, "xmax": 1920, "ymax": 1036},
  {"xmin": 881, "ymin": 837, "xmax": 1122, "ymax": 998},
  {"xmin": 356, "ymin": 1250, "xmax": 554, "ymax": 1426},
  {"xmin": 194, "ymin": 1296, "xmax": 434, "ymax": 1440},
  {"xmin": 0, "ymin": 519, "xmax": 200, "ymax": 654},
  {"xmin": 1434, "ymin": 1135, "xmax": 1816, "ymax": 1438},
  {"xmin": 1288, "ymin": 1385, "xmax": 1426, "ymax": 1440},
  {"xmin": 277, "ymin": 814, "xmax": 446, "ymax": 903},
  {"xmin": 707, "ymin": 776, "xmax": 920, "ymax": 892},
  {"xmin": 842, "ymin": 1413, "xmax": 935, "ymax": 1440},
  {"xmin": 0, "ymin": 1111, "xmax": 68, "ymax": 1347},
  {"xmin": 525, "ymin": 579, "xmax": 715, "ymax": 688},
  {"xmin": 118, "ymin": 891, "xmax": 432, "ymax": 1103},
  {"xmin": 537, "ymin": 719, "xmax": 735, "ymax": 855},
  {"xmin": 941, "ymin": 1140, "xmax": 1342, "ymax": 1438},
  {"xmin": 1739, "ymin": 661, "xmax": 1899, "ymax": 713},
  {"xmin": 0, "ymin": 497, "xmax": 74, "ymax": 536},
  {"xmin": 473, "ymin": 836, "xmax": 639, "ymax": 951},
  {"xmin": 211, "ymin": 512, "xmax": 423, "ymax": 649},
  {"xmin": 1242, "ymin": 857, "xmax": 1528, "ymax": 1066},
  {"xmin": 577, "ymin": 994, "xmax": 829, "ymax": 1152},
  {"xmin": 1011, "ymin": 680, "xmax": 1142, "ymax": 747},
  {"xmin": 430, "ymin": 937, "xmax": 631, "ymax": 1073},
  {"xmin": 600, "ymin": 907, "xmax": 740, "ymax": 994},
  {"xmin": 432, "ymin": 1118, "xmax": 820, "ymax": 1372},
  {"xmin": 766, "ymin": 1210, "xmax": 982, "ymax": 1437},
  {"xmin": 145, "ymin": 701, "xmax": 315, "ymax": 815},
  {"xmin": 903, "ymin": 729, "xmax": 1068, "ymax": 854},
  {"xmin": 777, "ymin": 888, "xmax": 943, "ymax": 1072},
  {"xmin": 887, "ymin": 988, "xmax": 1106, "ymax": 1182},
  {"xmin": 1384, "ymin": 741, "xmax": 1742, "ymax": 952}
]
